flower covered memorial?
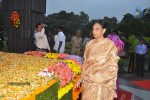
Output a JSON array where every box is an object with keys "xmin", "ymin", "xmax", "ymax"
[{"xmin": 0, "ymin": 51, "xmax": 82, "ymax": 100}]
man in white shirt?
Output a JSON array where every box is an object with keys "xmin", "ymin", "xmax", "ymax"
[
  {"xmin": 53, "ymin": 26, "xmax": 66, "ymax": 53},
  {"xmin": 34, "ymin": 23, "xmax": 50, "ymax": 52}
]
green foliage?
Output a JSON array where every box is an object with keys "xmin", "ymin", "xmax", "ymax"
[
  {"xmin": 127, "ymin": 35, "xmax": 139, "ymax": 53},
  {"xmin": 35, "ymin": 81, "xmax": 73, "ymax": 100},
  {"xmin": 118, "ymin": 11, "xmax": 150, "ymax": 38},
  {"xmin": 36, "ymin": 82, "xmax": 59, "ymax": 100},
  {"xmin": 143, "ymin": 8, "xmax": 150, "ymax": 20},
  {"xmin": 119, "ymin": 58, "xmax": 129, "ymax": 68},
  {"xmin": 60, "ymin": 90, "xmax": 72, "ymax": 100},
  {"xmin": 103, "ymin": 16, "xmax": 118, "ymax": 32},
  {"xmin": 44, "ymin": 11, "xmax": 89, "ymax": 41},
  {"xmin": 65, "ymin": 42, "xmax": 71, "ymax": 54},
  {"xmin": 143, "ymin": 36, "xmax": 150, "ymax": 44},
  {"xmin": 147, "ymin": 48, "xmax": 150, "ymax": 55}
]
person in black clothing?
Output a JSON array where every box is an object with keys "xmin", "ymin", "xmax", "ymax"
[
  {"xmin": 47, "ymin": 31, "xmax": 55, "ymax": 53},
  {"xmin": 0, "ymin": 26, "xmax": 4, "ymax": 50}
]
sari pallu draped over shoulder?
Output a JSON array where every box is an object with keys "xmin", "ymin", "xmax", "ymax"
[{"xmin": 81, "ymin": 38, "xmax": 120, "ymax": 100}]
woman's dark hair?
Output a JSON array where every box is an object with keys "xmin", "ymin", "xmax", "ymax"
[
  {"xmin": 57, "ymin": 26, "xmax": 63, "ymax": 31},
  {"xmin": 112, "ymin": 30, "xmax": 118, "ymax": 34},
  {"xmin": 92, "ymin": 19, "xmax": 110, "ymax": 37},
  {"xmin": 36, "ymin": 22, "xmax": 42, "ymax": 28},
  {"xmin": 92, "ymin": 20, "xmax": 107, "ymax": 29}
]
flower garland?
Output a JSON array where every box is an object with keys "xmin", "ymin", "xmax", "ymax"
[
  {"xmin": 47, "ymin": 62, "xmax": 75, "ymax": 88},
  {"xmin": 38, "ymin": 61, "xmax": 81, "ymax": 100},
  {"xmin": 24, "ymin": 51, "xmax": 46, "ymax": 57},
  {"xmin": 43, "ymin": 53, "xmax": 82, "ymax": 87},
  {"xmin": 24, "ymin": 51, "xmax": 83, "ymax": 99},
  {"xmin": 45, "ymin": 53, "xmax": 58, "ymax": 59},
  {"xmin": 38, "ymin": 52, "xmax": 83, "ymax": 99},
  {"xmin": 10, "ymin": 11, "xmax": 21, "ymax": 28},
  {"xmin": 63, "ymin": 59, "xmax": 81, "ymax": 75}
]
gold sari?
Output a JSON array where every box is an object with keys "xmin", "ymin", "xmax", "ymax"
[{"xmin": 81, "ymin": 38, "xmax": 119, "ymax": 100}]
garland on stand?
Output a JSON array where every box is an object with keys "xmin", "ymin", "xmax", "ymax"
[{"xmin": 10, "ymin": 11, "xmax": 21, "ymax": 28}]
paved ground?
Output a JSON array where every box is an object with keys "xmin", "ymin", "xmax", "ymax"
[{"xmin": 118, "ymin": 68, "xmax": 150, "ymax": 100}]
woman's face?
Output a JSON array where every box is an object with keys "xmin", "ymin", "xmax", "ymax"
[
  {"xmin": 37, "ymin": 25, "xmax": 42, "ymax": 32},
  {"xmin": 92, "ymin": 23, "xmax": 105, "ymax": 39}
]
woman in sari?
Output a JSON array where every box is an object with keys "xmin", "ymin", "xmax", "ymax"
[{"xmin": 76, "ymin": 20, "xmax": 119, "ymax": 100}]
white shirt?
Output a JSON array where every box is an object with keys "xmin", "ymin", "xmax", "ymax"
[
  {"xmin": 54, "ymin": 35, "xmax": 58, "ymax": 43},
  {"xmin": 34, "ymin": 28, "xmax": 50, "ymax": 50},
  {"xmin": 53, "ymin": 31, "xmax": 66, "ymax": 53},
  {"xmin": 53, "ymin": 35, "xmax": 59, "ymax": 51}
]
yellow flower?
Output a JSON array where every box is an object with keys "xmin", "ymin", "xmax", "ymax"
[
  {"xmin": 45, "ymin": 53, "xmax": 58, "ymax": 59},
  {"xmin": 63, "ymin": 60, "xmax": 81, "ymax": 75},
  {"xmin": 58, "ymin": 82, "xmax": 73, "ymax": 99},
  {"xmin": 0, "ymin": 52, "xmax": 58, "ymax": 99}
]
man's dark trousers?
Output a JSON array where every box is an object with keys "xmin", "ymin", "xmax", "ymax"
[{"xmin": 136, "ymin": 53, "xmax": 145, "ymax": 76}]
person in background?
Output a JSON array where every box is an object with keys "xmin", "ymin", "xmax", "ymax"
[
  {"xmin": 47, "ymin": 31, "xmax": 55, "ymax": 53},
  {"xmin": 53, "ymin": 26, "xmax": 66, "ymax": 53},
  {"xmin": 136, "ymin": 38, "xmax": 147, "ymax": 77},
  {"xmin": 71, "ymin": 30, "xmax": 82, "ymax": 56},
  {"xmin": 76, "ymin": 20, "xmax": 119, "ymax": 100},
  {"xmin": 34, "ymin": 22, "xmax": 50, "ymax": 52},
  {"xmin": 0, "ymin": 26, "xmax": 4, "ymax": 51},
  {"xmin": 82, "ymin": 31, "xmax": 93, "ymax": 54},
  {"xmin": 107, "ymin": 30, "xmax": 124, "ymax": 54}
]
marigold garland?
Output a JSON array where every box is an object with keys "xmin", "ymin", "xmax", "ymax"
[
  {"xmin": 10, "ymin": 11, "xmax": 21, "ymax": 28},
  {"xmin": 73, "ymin": 75, "xmax": 82, "ymax": 100},
  {"xmin": 20, "ymin": 79, "xmax": 57, "ymax": 100}
]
